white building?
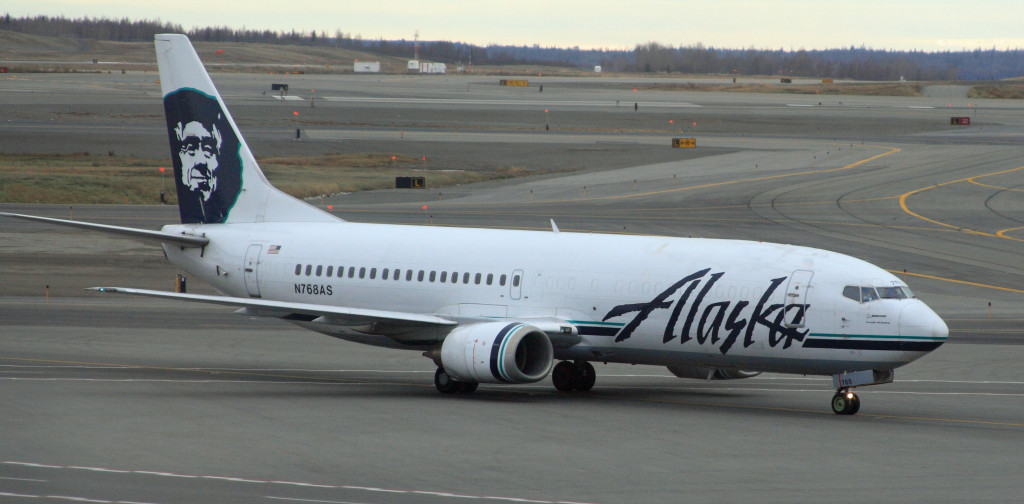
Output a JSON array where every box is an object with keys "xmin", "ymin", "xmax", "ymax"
[
  {"xmin": 420, "ymin": 62, "xmax": 447, "ymax": 74},
  {"xmin": 354, "ymin": 62, "xmax": 381, "ymax": 73}
]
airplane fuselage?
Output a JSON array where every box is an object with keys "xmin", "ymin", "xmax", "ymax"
[{"xmin": 163, "ymin": 221, "xmax": 947, "ymax": 376}]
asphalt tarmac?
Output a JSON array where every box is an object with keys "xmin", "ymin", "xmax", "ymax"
[{"xmin": 2, "ymin": 71, "xmax": 1024, "ymax": 503}]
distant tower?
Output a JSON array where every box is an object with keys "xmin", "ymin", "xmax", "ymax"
[{"xmin": 414, "ymin": 30, "xmax": 420, "ymax": 61}]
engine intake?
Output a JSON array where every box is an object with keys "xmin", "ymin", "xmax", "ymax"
[
  {"xmin": 440, "ymin": 322, "xmax": 554, "ymax": 384},
  {"xmin": 666, "ymin": 364, "xmax": 761, "ymax": 380}
]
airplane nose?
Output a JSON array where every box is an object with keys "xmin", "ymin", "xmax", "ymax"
[{"xmin": 899, "ymin": 301, "xmax": 949, "ymax": 341}]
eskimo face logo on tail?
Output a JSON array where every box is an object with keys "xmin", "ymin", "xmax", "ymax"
[{"xmin": 164, "ymin": 89, "xmax": 241, "ymax": 224}]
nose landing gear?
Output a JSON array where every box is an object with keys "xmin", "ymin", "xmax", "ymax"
[
  {"xmin": 831, "ymin": 389, "xmax": 860, "ymax": 415},
  {"xmin": 829, "ymin": 369, "xmax": 893, "ymax": 415}
]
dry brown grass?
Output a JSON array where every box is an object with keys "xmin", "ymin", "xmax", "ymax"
[
  {"xmin": 0, "ymin": 31, "xmax": 406, "ymax": 73},
  {"xmin": 637, "ymin": 82, "xmax": 923, "ymax": 96},
  {"xmin": 968, "ymin": 84, "xmax": 1024, "ymax": 99},
  {"xmin": 0, "ymin": 152, "xmax": 536, "ymax": 204}
]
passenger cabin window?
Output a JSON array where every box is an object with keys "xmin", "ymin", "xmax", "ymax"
[
  {"xmin": 305, "ymin": 265, "xmax": 312, "ymax": 276},
  {"xmin": 500, "ymin": 274, "xmax": 507, "ymax": 286},
  {"xmin": 429, "ymin": 271, "xmax": 436, "ymax": 282},
  {"xmin": 348, "ymin": 267, "xmax": 356, "ymax": 279},
  {"xmin": 440, "ymin": 271, "xmax": 447, "ymax": 282},
  {"xmin": 383, "ymin": 268, "xmax": 390, "ymax": 280},
  {"xmin": 295, "ymin": 264, "xmax": 302, "ymax": 275},
  {"xmin": 315, "ymin": 265, "xmax": 323, "ymax": 276},
  {"xmin": 326, "ymin": 266, "xmax": 334, "ymax": 277}
]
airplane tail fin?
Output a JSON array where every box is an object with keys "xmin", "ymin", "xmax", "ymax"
[{"xmin": 155, "ymin": 34, "xmax": 337, "ymax": 225}]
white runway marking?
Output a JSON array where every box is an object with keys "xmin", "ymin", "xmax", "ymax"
[
  {"xmin": 0, "ymin": 476, "xmax": 47, "ymax": 482},
  {"xmin": 0, "ymin": 378, "xmax": 368, "ymax": 384},
  {"xmin": 2, "ymin": 462, "xmax": 597, "ymax": 504},
  {"xmin": 0, "ymin": 492, "xmax": 157, "ymax": 504},
  {"xmin": 266, "ymin": 497, "xmax": 366, "ymax": 504},
  {"xmin": 324, "ymin": 96, "xmax": 701, "ymax": 108}
]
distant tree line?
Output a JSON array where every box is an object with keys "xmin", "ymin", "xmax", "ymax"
[
  {"xmin": 628, "ymin": 42, "xmax": 1024, "ymax": 81},
  {"xmin": 1, "ymin": 13, "xmax": 183, "ymax": 42},
  {"xmin": 3, "ymin": 14, "xmax": 1023, "ymax": 80}
]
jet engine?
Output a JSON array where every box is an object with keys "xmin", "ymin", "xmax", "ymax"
[
  {"xmin": 666, "ymin": 364, "xmax": 761, "ymax": 380},
  {"xmin": 440, "ymin": 322, "xmax": 554, "ymax": 384}
]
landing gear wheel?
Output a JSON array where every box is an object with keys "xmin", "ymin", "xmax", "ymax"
[
  {"xmin": 552, "ymin": 360, "xmax": 597, "ymax": 392},
  {"xmin": 847, "ymin": 393, "xmax": 860, "ymax": 415},
  {"xmin": 831, "ymin": 390, "xmax": 860, "ymax": 415},
  {"xmin": 552, "ymin": 361, "xmax": 577, "ymax": 392},
  {"xmin": 576, "ymin": 361, "xmax": 596, "ymax": 392},
  {"xmin": 455, "ymin": 381, "xmax": 479, "ymax": 394},
  {"xmin": 434, "ymin": 367, "xmax": 457, "ymax": 394}
]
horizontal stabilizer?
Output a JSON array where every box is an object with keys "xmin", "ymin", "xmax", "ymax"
[{"xmin": 1, "ymin": 212, "xmax": 209, "ymax": 247}]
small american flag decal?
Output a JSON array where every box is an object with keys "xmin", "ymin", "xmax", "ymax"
[{"xmin": 268, "ymin": 245, "xmax": 281, "ymax": 254}]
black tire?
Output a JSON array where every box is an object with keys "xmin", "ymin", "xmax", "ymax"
[
  {"xmin": 434, "ymin": 367, "xmax": 457, "ymax": 394},
  {"xmin": 456, "ymin": 381, "xmax": 479, "ymax": 394},
  {"xmin": 552, "ymin": 361, "xmax": 577, "ymax": 392},
  {"xmin": 848, "ymin": 393, "xmax": 861, "ymax": 415},
  {"xmin": 576, "ymin": 361, "xmax": 596, "ymax": 391}
]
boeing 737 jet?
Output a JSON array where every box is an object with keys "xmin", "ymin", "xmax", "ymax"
[{"xmin": 1, "ymin": 34, "xmax": 949, "ymax": 415}]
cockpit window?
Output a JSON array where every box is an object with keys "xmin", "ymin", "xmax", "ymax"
[
  {"xmin": 844, "ymin": 285, "xmax": 915, "ymax": 303},
  {"xmin": 843, "ymin": 286, "xmax": 860, "ymax": 301},
  {"xmin": 861, "ymin": 287, "xmax": 879, "ymax": 302},
  {"xmin": 876, "ymin": 286, "xmax": 907, "ymax": 299}
]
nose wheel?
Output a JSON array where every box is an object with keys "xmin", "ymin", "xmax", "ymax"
[{"xmin": 831, "ymin": 389, "xmax": 860, "ymax": 415}]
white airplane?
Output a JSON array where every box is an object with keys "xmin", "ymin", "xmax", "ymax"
[{"xmin": 1, "ymin": 34, "xmax": 948, "ymax": 415}]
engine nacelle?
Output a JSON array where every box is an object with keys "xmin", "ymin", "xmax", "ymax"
[
  {"xmin": 440, "ymin": 322, "xmax": 554, "ymax": 384},
  {"xmin": 666, "ymin": 364, "xmax": 761, "ymax": 380}
]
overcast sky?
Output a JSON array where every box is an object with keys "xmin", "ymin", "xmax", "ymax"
[{"xmin": 6, "ymin": 0, "xmax": 1024, "ymax": 51}]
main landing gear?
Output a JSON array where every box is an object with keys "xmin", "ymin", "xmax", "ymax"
[
  {"xmin": 434, "ymin": 367, "xmax": 478, "ymax": 394},
  {"xmin": 551, "ymin": 360, "xmax": 596, "ymax": 392},
  {"xmin": 831, "ymin": 389, "xmax": 860, "ymax": 415}
]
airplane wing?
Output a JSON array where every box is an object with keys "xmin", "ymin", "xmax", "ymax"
[
  {"xmin": 89, "ymin": 287, "xmax": 457, "ymax": 341},
  {"xmin": 0, "ymin": 212, "xmax": 208, "ymax": 248},
  {"xmin": 88, "ymin": 287, "xmax": 582, "ymax": 348}
]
